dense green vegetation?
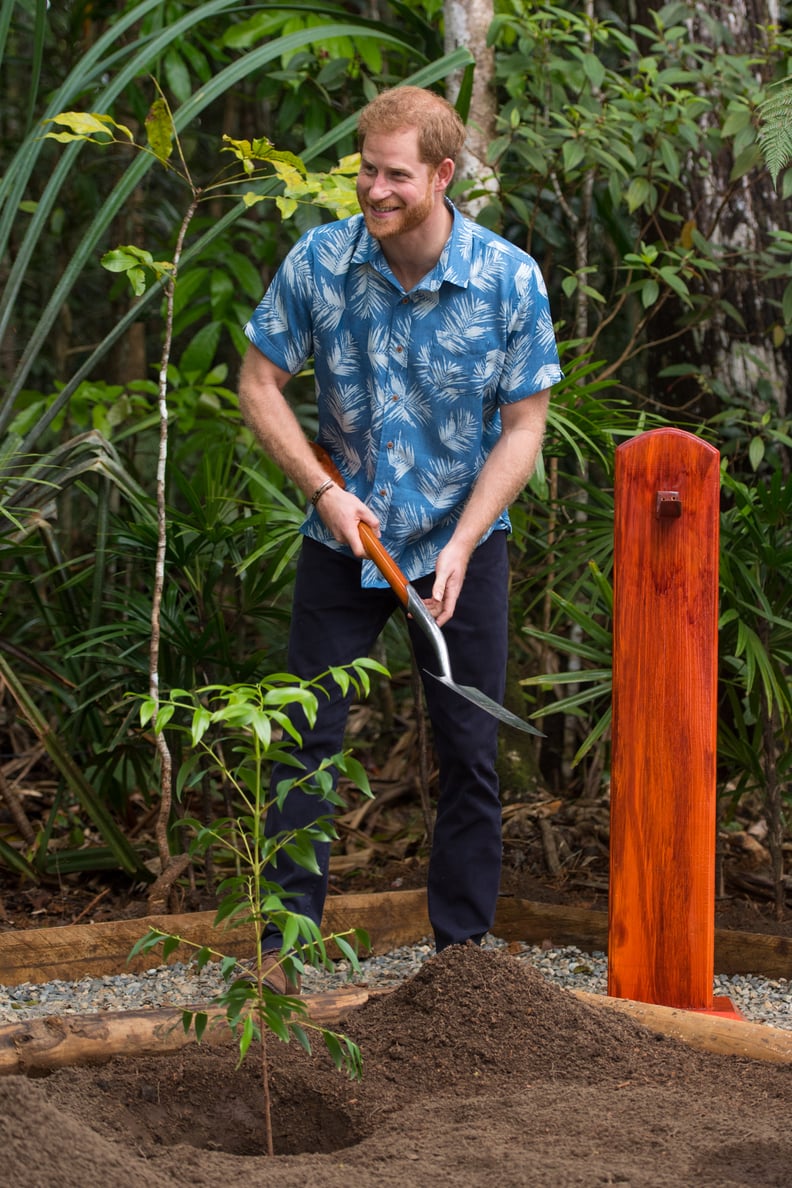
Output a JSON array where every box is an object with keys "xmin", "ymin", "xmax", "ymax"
[{"xmin": 1, "ymin": 0, "xmax": 789, "ymax": 908}]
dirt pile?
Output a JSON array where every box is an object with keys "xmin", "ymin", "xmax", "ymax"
[{"xmin": 1, "ymin": 944, "xmax": 790, "ymax": 1186}]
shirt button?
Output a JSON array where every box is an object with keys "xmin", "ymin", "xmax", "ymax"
[
  {"xmin": 379, "ymin": 489, "xmax": 386, "ymax": 496},
  {"xmin": 396, "ymin": 345, "xmax": 403, "ymax": 353},
  {"xmin": 386, "ymin": 441, "xmax": 394, "ymax": 448},
  {"xmin": 391, "ymin": 394, "xmax": 399, "ymax": 402}
]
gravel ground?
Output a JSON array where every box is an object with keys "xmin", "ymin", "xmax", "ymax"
[{"xmin": 1, "ymin": 938, "xmax": 790, "ymax": 1031}]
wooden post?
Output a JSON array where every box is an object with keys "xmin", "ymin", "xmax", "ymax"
[{"xmin": 608, "ymin": 427, "xmax": 720, "ymax": 1009}]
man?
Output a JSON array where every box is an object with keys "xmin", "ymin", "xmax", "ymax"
[{"xmin": 238, "ymin": 86, "xmax": 562, "ymax": 993}]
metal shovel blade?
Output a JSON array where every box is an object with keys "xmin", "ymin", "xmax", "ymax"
[
  {"xmin": 423, "ymin": 669, "xmax": 545, "ymax": 735},
  {"xmin": 406, "ymin": 589, "xmax": 544, "ymax": 737}
]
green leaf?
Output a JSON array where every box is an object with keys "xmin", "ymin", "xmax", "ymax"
[
  {"xmin": 290, "ymin": 1022, "xmax": 313, "ymax": 1055},
  {"xmin": 730, "ymin": 143, "xmax": 763, "ymax": 181},
  {"xmin": 562, "ymin": 139, "xmax": 585, "ymax": 173},
  {"xmin": 658, "ymin": 266, "xmax": 690, "ymax": 301},
  {"xmin": 582, "ymin": 52, "xmax": 606, "ymax": 91},
  {"xmin": 145, "ymin": 96, "xmax": 174, "ymax": 163},
  {"xmin": 162, "ymin": 934, "xmax": 181, "ymax": 960},
  {"xmin": 180, "ymin": 320, "xmax": 222, "ymax": 375},
  {"xmin": 190, "ymin": 707, "xmax": 212, "ymax": 747},
  {"xmin": 323, "ymin": 1029, "xmax": 343, "ymax": 1069},
  {"xmin": 722, "ymin": 107, "xmax": 752, "ymax": 139},
  {"xmin": 155, "ymin": 703, "xmax": 176, "ymax": 732},
  {"xmin": 220, "ymin": 955, "xmax": 238, "ymax": 980},
  {"xmin": 138, "ymin": 697, "xmax": 157, "ymax": 727},
  {"xmin": 238, "ymin": 1013, "xmax": 256, "ymax": 1063},
  {"xmin": 128, "ymin": 929, "xmax": 166, "ymax": 960},
  {"xmin": 748, "ymin": 435, "xmax": 765, "ymax": 471},
  {"xmin": 43, "ymin": 111, "xmax": 134, "ymax": 142},
  {"xmin": 626, "ymin": 176, "xmax": 651, "ymax": 213},
  {"xmin": 356, "ymin": 38, "xmax": 382, "ymax": 75},
  {"xmin": 164, "ymin": 49, "xmax": 192, "ymax": 106},
  {"xmin": 782, "ymin": 281, "xmax": 792, "ymax": 325},
  {"xmin": 333, "ymin": 933, "xmax": 360, "ymax": 969},
  {"xmin": 659, "ymin": 137, "xmax": 680, "ymax": 180},
  {"xmin": 642, "ymin": 278, "xmax": 660, "ymax": 308}
]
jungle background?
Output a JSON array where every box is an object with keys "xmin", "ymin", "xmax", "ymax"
[{"xmin": 0, "ymin": 0, "xmax": 790, "ymax": 928}]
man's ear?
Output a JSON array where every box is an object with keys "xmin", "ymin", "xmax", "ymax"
[{"xmin": 435, "ymin": 157, "xmax": 455, "ymax": 192}]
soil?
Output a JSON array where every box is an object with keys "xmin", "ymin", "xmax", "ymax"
[
  {"xmin": 1, "ymin": 787, "xmax": 790, "ymax": 1186},
  {"xmin": 0, "ymin": 936, "xmax": 790, "ymax": 1186}
]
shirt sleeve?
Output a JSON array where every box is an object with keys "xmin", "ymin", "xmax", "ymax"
[
  {"xmin": 498, "ymin": 259, "xmax": 564, "ymax": 403},
  {"xmin": 243, "ymin": 233, "xmax": 315, "ymax": 376}
]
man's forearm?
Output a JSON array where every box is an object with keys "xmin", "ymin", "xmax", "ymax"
[
  {"xmin": 238, "ymin": 347, "xmax": 329, "ymax": 499},
  {"xmin": 238, "ymin": 344, "xmax": 380, "ymax": 554},
  {"xmin": 451, "ymin": 390, "xmax": 550, "ymax": 551}
]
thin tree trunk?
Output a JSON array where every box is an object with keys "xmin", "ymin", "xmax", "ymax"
[
  {"xmin": 147, "ymin": 195, "xmax": 200, "ymax": 913},
  {"xmin": 444, "ymin": 0, "xmax": 499, "ymax": 215}
]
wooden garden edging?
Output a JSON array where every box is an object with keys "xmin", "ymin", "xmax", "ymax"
[
  {"xmin": 570, "ymin": 991, "xmax": 792, "ymax": 1065},
  {"xmin": 0, "ymin": 985, "xmax": 790, "ymax": 1076},
  {"xmin": 0, "ymin": 987, "xmax": 372, "ymax": 1076},
  {"xmin": 0, "ymin": 890, "xmax": 790, "ymax": 1076},
  {"xmin": 0, "ymin": 890, "xmax": 790, "ymax": 986}
]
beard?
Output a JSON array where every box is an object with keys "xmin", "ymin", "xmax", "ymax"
[{"xmin": 358, "ymin": 179, "xmax": 436, "ymax": 241}]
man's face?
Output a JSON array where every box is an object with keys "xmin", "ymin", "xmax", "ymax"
[{"xmin": 356, "ymin": 126, "xmax": 439, "ymax": 241}]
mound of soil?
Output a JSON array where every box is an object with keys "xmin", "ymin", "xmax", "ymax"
[{"xmin": 1, "ymin": 944, "xmax": 790, "ymax": 1186}]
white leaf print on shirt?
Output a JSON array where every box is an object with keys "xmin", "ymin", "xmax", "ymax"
[
  {"xmin": 416, "ymin": 456, "xmax": 470, "ymax": 510},
  {"xmin": 392, "ymin": 439, "xmax": 416, "ymax": 480},
  {"xmin": 393, "ymin": 506, "xmax": 435, "ymax": 547},
  {"xmin": 435, "ymin": 295, "xmax": 496, "ymax": 354},
  {"xmin": 325, "ymin": 330, "xmax": 362, "ymax": 378},
  {"xmin": 324, "ymin": 384, "xmax": 369, "ymax": 435},
  {"xmin": 439, "ymin": 409, "xmax": 480, "ymax": 455},
  {"xmin": 322, "ymin": 430, "xmax": 363, "ymax": 478},
  {"xmin": 314, "ymin": 282, "xmax": 347, "ymax": 334},
  {"xmin": 414, "ymin": 344, "xmax": 471, "ymax": 403},
  {"xmin": 466, "ymin": 251, "xmax": 502, "ymax": 295},
  {"xmin": 316, "ymin": 235, "xmax": 357, "ymax": 278},
  {"xmin": 266, "ymin": 291, "xmax": 292, "ymax": 338},
  {"xmin": 409, "ymin": 289, "xmax": 441, "ymax": 319},
  {"xmin": 350, "ymin": 267, "xmax": 394, "ymax": 319},
  {"xmin": 392, "ymin": 383, "xmax": 433, "ymax": 427},
  {"xmin": 366, "ymin": 324, "xmax": 390, "ymax": 375}
]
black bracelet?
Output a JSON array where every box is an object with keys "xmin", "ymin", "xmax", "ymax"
[{"xmin": 310, "ymin": 478, "xmax": 335, "ymax": 507}]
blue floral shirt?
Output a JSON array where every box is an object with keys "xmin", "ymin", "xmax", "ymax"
[{"xmin": 244, "ymin": 202, "xmax": 563, "ymax": 588}]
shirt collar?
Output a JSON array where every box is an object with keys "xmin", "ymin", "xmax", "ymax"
[{"xmin": 350, "ymin": 200, "xmax": 471, "ymax": 292}]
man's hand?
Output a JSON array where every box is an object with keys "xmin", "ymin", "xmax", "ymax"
[
  {"xmin": 423, "ymin": 537, "xmax": 473, "ymax": 627},
  {"xmin": 315, "ymin": 484, "xmax": 379, "ymax": 558}
]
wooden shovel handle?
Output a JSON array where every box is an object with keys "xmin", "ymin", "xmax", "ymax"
[
  {"xmin": 357, "ymin": 522, "xmax": 409, "ymax": 606},
  {"xmin": 310, "ymin": 443, "xmax": 410, "ymax": 606}
]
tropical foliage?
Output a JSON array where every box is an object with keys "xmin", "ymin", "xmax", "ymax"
[{"xmin": 0, "ymin": 0, "xmax": 789, "ymax": 906}]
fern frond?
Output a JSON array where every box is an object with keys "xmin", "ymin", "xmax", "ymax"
[{"xmin": 757, "ymin": 79, "xmax": 792, "ymax": 187}]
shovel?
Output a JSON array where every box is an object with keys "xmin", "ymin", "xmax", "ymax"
[{"xmin": 311, "ymin": 445, "xmax": 544, "ymax": 736}]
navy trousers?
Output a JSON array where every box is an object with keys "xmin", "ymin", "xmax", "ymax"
[{"xmin": 264, "ymin": 530, "xmax": 509, "ymax": 951}]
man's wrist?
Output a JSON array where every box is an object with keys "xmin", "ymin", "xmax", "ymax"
[{"xmin": 310, "ymin": 478, "xmax": 335, "ymax": 507}]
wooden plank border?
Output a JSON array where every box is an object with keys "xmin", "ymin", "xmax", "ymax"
[{"xmin": 0, "ymin": 892, "xmax": 789, "ymax": 986}]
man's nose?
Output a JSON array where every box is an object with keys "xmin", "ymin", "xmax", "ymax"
[{"xmin": 368, "ymin": 172, "xmax": 391, "ymax": 199}]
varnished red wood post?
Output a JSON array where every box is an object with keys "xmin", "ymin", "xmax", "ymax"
[{"xmin": 608, "ymin": 428, "xmax": 720, "ymax": 1009}]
